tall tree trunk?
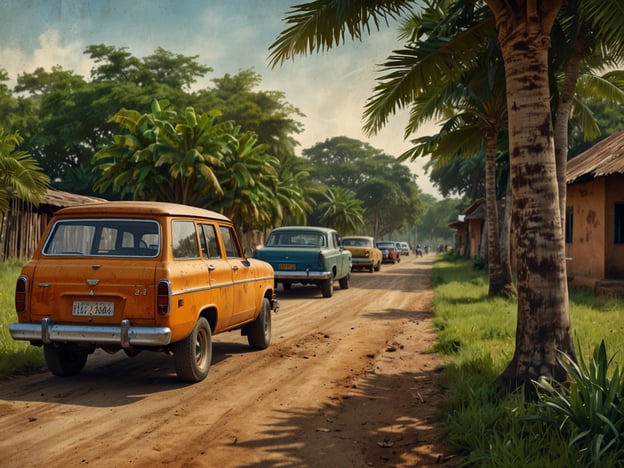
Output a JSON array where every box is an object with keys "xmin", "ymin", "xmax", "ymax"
[
  {"xmin": 487, "ymin": 0, "xmax": 575, "ymax": 394},
  {"xmin": 484, "ymin": 127, "xmax": 516, "ymax": 297},
  {"xmin": 554, "ymin": 30, "xmax": 589, "ymax": 230},
  {"xmin": 500, "ymin": 177, "xmax": 514, "ymax": 283}
]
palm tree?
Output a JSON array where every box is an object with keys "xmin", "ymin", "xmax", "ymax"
[
  {"xmin": 317, "ymin": 186, "xmax": 364, "ymax": 234},
  {"xmin": 94, "ymin": 99, "xmax": 231, "ymax": 205},
  {"xmin": 268, "ymin": 0, "xmax": 624, "ymax": 392},
  {"xmin": 214, "ymin": 127, "xmax": 280, "ymax": 232},
  {"xmin": 0, "ymin": 129, "xmax": 49, "ymax": 213}
]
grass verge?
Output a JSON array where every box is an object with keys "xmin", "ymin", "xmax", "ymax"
[
  {"xmin": 432, "ymin": 253, "xmax": 624, "ymax": 467},
  {"xmin": 0, "ymin": 260, "xmax": 45, "ymax": 378}
]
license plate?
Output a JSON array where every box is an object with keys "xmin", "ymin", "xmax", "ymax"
[
  {"xmin": 72, "ymin": 301, "xmax": 114, "ymax": 316},
  {"xmin": 278, "ymin": 263, "xmax": 297, "ymax": 270}
]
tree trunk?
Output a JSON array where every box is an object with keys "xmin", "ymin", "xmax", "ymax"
[
  {"xmin": 500, "ymin": 177, "xmax": 514, "ymax": 284},
  {"xmin": 484, "ymin": 128, "xmax": 516, "ymax": 297},
  {"xmin": 554, "ymin": 30, "xmax": 589, "ymax": 231},
  {"xmin": 487, "ymin": 0, "xmax": 575, "ymax": 394}
]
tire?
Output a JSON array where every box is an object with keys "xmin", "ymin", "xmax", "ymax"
[
  {"xmin": 246, "ymin": 298, "xmax": 271, "ymax": 350},
  {"xmin": 375, "ymin": 262, "xmax": 381, "ymax": 272},
  {"xmin": 44, "ymin": 343, "xmax": 88, "ymax": 376},
  {"xmin": 174, "ymin": 316, "xmax": 212, "ymax": 382},
  {"xmin": 321, "ymin": 277, "xmax": 334, "ymax": 297},
  {"xmin": 339, "ymin": 274, "xmax": 350, "ymax": 289},
  {"xmin": 369, "ymin": 263, "xmax": 374, "ymax": 273}
]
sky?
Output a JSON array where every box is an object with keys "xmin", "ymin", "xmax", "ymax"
[{"xmin": 0, "ymin": 0, "xmax": 440, "ymax": 197}]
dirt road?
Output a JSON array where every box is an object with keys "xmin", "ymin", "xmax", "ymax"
[{"xmin": 0, "ymin": 254, "xmax": 454, "ymax": 467}]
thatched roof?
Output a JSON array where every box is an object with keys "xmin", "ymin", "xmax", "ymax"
[
  {"xmin": 463, "ymin": 198, "xmax": 486, "ymax": 220},
  {"xmin": 41, "ymin": 188, "xmax": 106, "ymax": 208},
  {"xmin": 567, "ymin": 131, "xmax": 624, "ymax": 184}
]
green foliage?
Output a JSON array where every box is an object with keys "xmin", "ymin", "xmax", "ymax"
[
  {"xmin": 432, "ymin": 253, "xmax": 624, "ymax": 465},
  {"xmin": 534, "ymin": 340, "xmax": 624, "ymax": 466},
  {"xmin": 0, "ymin": 129, "xmax": 49, "ymax": 213},
  {"xmin": 316, "ymin": 186, "xmax": 364, "ymax": 234},
  {"xmin": 303, "ymin": 136, "xmax": 423, "ymax": 237},
  {"xmin": 472, "ymin": 255, "xmax": 487, "ymax": 270}
]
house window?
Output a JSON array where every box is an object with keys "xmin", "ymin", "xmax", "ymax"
[
  {"xmin": 615, "ymin": 203, "xmax": 624, "ymax": 244},
  {"xmin": 565, "ymin": 206, "xmax": 573, "ymax": 244}
]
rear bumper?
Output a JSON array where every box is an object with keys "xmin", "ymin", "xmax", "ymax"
[
  {"xmin": 274, "ymin": 270, "xmax": 332, "ymax": 281},
  {"xmin": 351, "ymin": 258, "xmax": 375, "ymax": 266},
  {"xmin": 9, "ymin": 318, "xmax": 171, "ymax": 348}
]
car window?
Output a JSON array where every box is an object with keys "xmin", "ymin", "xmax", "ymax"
[
  {"xmin": 43, "ymin": 219, "xmax": 160, "ymax": 257},
  {"xmin": 267, "ymin": 232, "xmax": 324, "ymax": 247},
  {"xmin": 172, "ymin": 220, "xmax": 200, "ymax": 259},
  {"xmin": 219, "ymin": 225, "xmax": 242, "ymax": 258},
  {"xmin": 199, "ymin": 223, "xmax": 222, "ymax": 259}
]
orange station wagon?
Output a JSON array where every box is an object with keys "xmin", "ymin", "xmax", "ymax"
[{"xmin": 10, "ymin": 201, "xmax": 279, "ymax": 382}]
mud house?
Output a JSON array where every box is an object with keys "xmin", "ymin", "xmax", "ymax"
[
  {"xmin": 566, "ymin": 130, "xmax": 624, "ymax": 295},
  {"xmin": 448, "ymin": 198, "xmax": 486, "ymax": 258}
]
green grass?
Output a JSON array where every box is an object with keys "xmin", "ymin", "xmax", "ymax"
[
  {"xmin": 0, "ymin": 260, "xmax": 45, "ymax": 377},
  {"xmin": 432, "ymin": 253, "xmax": 624, "ymax": 466}
]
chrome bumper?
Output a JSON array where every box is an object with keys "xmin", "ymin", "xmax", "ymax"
[
  {"xmin": 351, "ymin": 258, "xmax": 374, "ymax": 266},
  {"xmin": 10, "ymin": 318, "xmax": 172, "ymax": 348},
  {"xmin": 273, "ymin": 270, "xmax": 332, "ymax": 281}
]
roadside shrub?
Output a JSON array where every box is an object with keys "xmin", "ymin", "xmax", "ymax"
[
  {"xmin": 533, "ymin": 340, "xmax": 624, "ymax": 466},
  {"xmin": 472, "ymin": 256, "xmax": 487, "ymax": 271}
]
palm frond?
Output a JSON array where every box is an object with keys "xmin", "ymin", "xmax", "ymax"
[
  {"xmin": 362, "ymin": 16, "xmax": 495, "ymax": 136},
  {"xmin": 268, "ymin": 0, "xmax": 412, "ymax": 67}
]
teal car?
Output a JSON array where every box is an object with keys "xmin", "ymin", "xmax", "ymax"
[{"xmin": 254, "ymin": 226, "xmax": 352, "ymax": 297}]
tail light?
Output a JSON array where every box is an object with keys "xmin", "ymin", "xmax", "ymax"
[
  {"xmin": 157, "ymin": 280, "xmax": 171, "ymax": 316},
  {"xmin": 15, "ymin": 276, "xmax": 27, "ymax": 313},
  {"xmin": 364, "ymin": 250, "xmax": 371, "ymax": 258}
]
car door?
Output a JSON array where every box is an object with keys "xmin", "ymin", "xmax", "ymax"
[
  {"xmin": 218, "ymin": 224, "xmax": 258, "ymax": 326},
  {"xmin": 198, "ymin": 222, "xmax": 234, "ymax": 332},
  {"xmin": 332, "ymin": 231, "xmax": 350, "ymax": 277}
]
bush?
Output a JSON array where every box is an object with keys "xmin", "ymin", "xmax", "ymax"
[{"xmin": 533, "ymin": 339, "xmax": 624, "ymax": 466}]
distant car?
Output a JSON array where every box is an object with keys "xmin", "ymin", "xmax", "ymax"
[
  {"xmin": 254, "ymin": 226, "xmax": 352, "ymax": 297},
  {"xmin": 399, "ymin": 242, "xmax": 410, "ymax": 256},
  {"xmin": 376, "ymin": 241, "xmax": 401, "ymax": 264},
  {"xmin": 341, "ymin": 236, "xmax": 382, "ymax": 273}
]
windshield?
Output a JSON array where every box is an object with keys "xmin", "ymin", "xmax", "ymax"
[{"xmin": 43, "ymin": 218, "xmax": 161, "ymax": 257}]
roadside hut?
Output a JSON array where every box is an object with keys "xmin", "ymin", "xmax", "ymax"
[{"xmin": 566, "ymin": 130, "xmax": 624, "ymax": 295}]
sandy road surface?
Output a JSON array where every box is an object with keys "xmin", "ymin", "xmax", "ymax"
[{"xmin": 0, "ymin": 254, "xmax": 454, "ymax": 467}]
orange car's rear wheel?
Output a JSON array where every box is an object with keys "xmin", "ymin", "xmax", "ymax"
[{"xmin": 174, "ymin": 317, "xmax": 212, "ymax": 382}]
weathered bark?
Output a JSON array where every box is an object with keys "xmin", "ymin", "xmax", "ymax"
[
  {"xmin": 484, "ymin": 126, "xmax": 516, "ymax": 297},
  {"xmin": 487, "ymin": 0, "xmax": 575, "ymax": 394},
  {"xmin": 500, "ymin": 177, "xmax": 513, "ymax": 282}
]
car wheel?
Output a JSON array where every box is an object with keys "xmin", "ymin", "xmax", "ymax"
[
  {"xmin": 174, "ymin": 316, "xmax": 212, "ymax": 382},
  {"xmin": 44, "ymin": 343, "xmax": 88, "ymax": 376},
  {"xmin": 321, "ymin": 277, "xmax": 334, "ymax": 297},
  {"xmin": 369, "ymin": 264, "xmax": 374, "ymax": 273},
  {"xmin": 375, "ymin": 262, "xmax": 381, "ymax": 272},
  {"xmin": 246, "ymin": 298, "xmax": 271, "ymax": 350},
  {"xmin": 339, "ymin": 274, "xmax": 350, "ymax": 289}
]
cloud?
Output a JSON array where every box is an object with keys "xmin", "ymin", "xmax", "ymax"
[{"xmin": 1, "ymin": 29, "xmax": 93, "ymax": 84}]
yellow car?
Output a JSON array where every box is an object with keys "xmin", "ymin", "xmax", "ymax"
[
  {"xmin": 341, "ymin": 236, "xmax": 382, "ymax": 273},
  {"xmin": 10, "ymin": 201, "xmax": 278, "ymax": 382}
]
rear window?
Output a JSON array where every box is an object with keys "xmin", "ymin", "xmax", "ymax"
[
  {"xmin": 266, "ymin": 231, "xmax": 326, "ymax": 247},
  {"xmin": 43, "ymin": 219, "xmax": 160, "ymax": 257}
]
